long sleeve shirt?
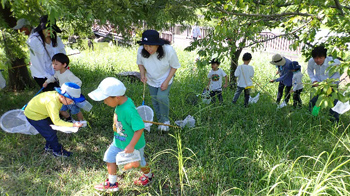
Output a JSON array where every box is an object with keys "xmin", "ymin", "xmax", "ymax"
[
  {"xmin": 45, "ymin": 69, "xmax": 82, "ymax": 87},
  {"xmin": 307, "ymin": 56, "xmax": 340, "ymax": 83},
  {"xmin": 274, "ymin": 58, "xmax": 293, "ymax": 86},
  {"xmin": 292, "ymin": 71, "xmax": 303, "ymax": 91},
  {"xmin": 27, "ymin": 32, "xmax": 66, "ymax": 79},
  {"xmin": 24, "ymin": 91, "xmax": 73, "ymax": 127}
]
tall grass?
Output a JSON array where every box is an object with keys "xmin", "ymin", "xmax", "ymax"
[{"xmin": 1, "ymin": 43, "xmax": 350, "ymax": 195}]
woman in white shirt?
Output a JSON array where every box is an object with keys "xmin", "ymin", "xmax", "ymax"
[
  {"xmin": 137, "ymin": 30, "xmax": 181, "ymax": 131},
  {"xmin": 27, "ymin": 15, "xmax": 66, "ymax": 91}
]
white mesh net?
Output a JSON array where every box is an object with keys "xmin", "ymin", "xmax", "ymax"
[
  {"xmin": 0, "ymin": 109, "xmax": 39, "ymax": 135},
  {"xmin": 136, "ymin": 105, "xmax": 154, "ymax": 132}
]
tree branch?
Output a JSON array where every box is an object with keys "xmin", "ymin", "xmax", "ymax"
[
  {"xmin": 244, "ymin": 22, "xmax": 310, "ymax": 48},
  {"xmin": 333, "ymin": 0, "xmax": 344, "ymax": 15}
]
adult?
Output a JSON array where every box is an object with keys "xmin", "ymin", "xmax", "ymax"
[
  {"xmin": 13, "ymin": 18, "xmax": 34, "ymax": 36},
  {"xmin": 269, "ymin": 54, "xmax": 294, "ymax": 104},
  {"xmin": 191, "ymin": 24, "xmax": 201, "ymax": 41},
  {"xmin": 136, "ymin": 30, "xmax": 181, "ymax": 131},
  {"xmin": 27, "ymin": 15, "xmax": 65, "ymax": 91},
  {"xmin": 307, "ymin": 45, "xmax": 341, "ymax": 122}
]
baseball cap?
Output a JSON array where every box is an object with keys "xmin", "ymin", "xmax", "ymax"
[
  {"xmin": 13, "ymin": 18, "xmax": 29, "ymax": 30},
  {"xmin": 88, "ymin": 77, "xmax": 126, "ymax": 101}
]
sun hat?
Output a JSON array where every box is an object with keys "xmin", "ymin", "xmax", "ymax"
[
  {"xmin": 55, "ymin": 82, "xmax": 85, "ymax": 103},
  {"xmin": 38, "ymin": 15, "xmax": 62, "ymax": 33},
  {"xmin": 270, "ymin": 54, "xmax": 286, "ymax": 66},
  {"xmin": 88, "ymin": 77, "xmax": 126, "ymax": 101},
  {"xmin": 137, "ymin": 30, "xmax": 164, "ymax": 45},
  {"xmin": 13, "ymin": 18, "xmax": 29, "ymax": 30}
]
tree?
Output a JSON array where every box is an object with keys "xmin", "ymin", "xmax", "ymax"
[
  {"xmin": 0, "ymin": 0, "xmax": 202, "ymax": 91},
  {"xmin": 186, "ymin": 0, "xmax": 350, "ymax": 107}
]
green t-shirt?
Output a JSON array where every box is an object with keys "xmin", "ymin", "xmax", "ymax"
[{"xmin": 113, "ymin": 97, "xmax": 145, "ymax": 149}]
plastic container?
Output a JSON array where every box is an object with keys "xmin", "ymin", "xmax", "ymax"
[
  {"xmin": 76, "ymin": 100, "xmax": 93, "ymax": 112},
  {"xmin": 175, "ymin": 115, "xmax": 196, "ymax": 128},
  {"xmin": 116, "ymin": 150, "xmax": 141, "ymax": 171},
  {"xmin": 201, "ymin": 88, "xmax": 211, "ymax": 104}
]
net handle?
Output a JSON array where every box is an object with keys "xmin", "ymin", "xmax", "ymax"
[
  {"xmin": 21, "ymin": 87, "xmax": 44, "ymax": 110},
  {"xmin": 143, "ymin": 120, "xmax": 180, "ymax": 129},
  {"xmin": 142, "ymin": 82, "xmax": 146, "ymax": 105}
]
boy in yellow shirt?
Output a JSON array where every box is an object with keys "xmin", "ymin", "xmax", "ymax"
[{"xmin": 24, "ymin": 82, "xmax": 84, "ymax": 157}]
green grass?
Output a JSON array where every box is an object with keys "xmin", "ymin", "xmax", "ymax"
[{"xmin": 1, "ymin": 43, "xmax": 350, "ymax": 195}]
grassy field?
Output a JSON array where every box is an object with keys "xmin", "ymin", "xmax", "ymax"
[{"xmin": 1, "ymin": 42, "xmax": 350, "ymax": 195}]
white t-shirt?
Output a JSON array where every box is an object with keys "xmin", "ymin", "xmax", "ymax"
[
  {"xmin": 292, "ymin": 71, "xmax": 303, "ymax": 91},
  {"xmin": 207, "ymin": 68, "xmax": 227, "ymax": 91},
  {"xmin": 45, "ymin": 69, "xmax": 82, "ymax": 87},
  {"xmin": 27, "ymin": 32, "xmax": 66, "ymax": 78},
  {"xmin": 136, "ymin": 44, "xmax": 181, "ymax": 87},
  {"xmin": 234, "ymin": 64, "xmax": 254, "ymax": 88},
  {"xmin": 307, "ymin": 56, "xmax": 340, "ymax": 83}
]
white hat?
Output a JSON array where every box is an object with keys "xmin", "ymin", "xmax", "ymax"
[
  {"xmin": 13, "ymin": 18, "xmax": 29, "ymax": 30},
  {"xmin": 55, "ymin": 82, "xmax": 86, "ymax": 103},
  {"xmin": 88, "ymin": 77, "xmax": 126, "ymax": 101},
  {"xmin": 270, "ymin": 54, "xmax": 286, "ymax": 66}
]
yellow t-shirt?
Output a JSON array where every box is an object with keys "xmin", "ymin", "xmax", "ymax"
[{"xmin": 24, "ymin": 91, "xmax": 73, "ymax": 127}]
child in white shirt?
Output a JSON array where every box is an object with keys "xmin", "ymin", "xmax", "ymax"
[
  {"xmin": 43, "ymin": 53, "xmax": 84, "ymax": 121},
  {"xmin": 290, "ymin": 61, "xmax": 303, "ymax": 108},
  {"xmin": 232, "ymin": 53, "xmax": 254, "ymax": 107},
  {"xmin": 207, "ymin": 58, "xmax": 228, "ymax": 103}
]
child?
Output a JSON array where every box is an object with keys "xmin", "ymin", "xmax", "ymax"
[
  {"xmin": 207, "ymin": 58, "xmax": 228, "ymax": 103},
  {"xmin": 43, "ymin": 53, "xmax": 83, "ymax": 121},
  {"xmin": 24, "ymin": 82, "xmax": 85, "ymax": 157},
  {"xmin": 232, "ymin": 53, "xmax": 254, "ymax": 107},
  {"xmin": 290, "ymin": 61, "xmax": 303, "ymax": 108},
  {"xmin": 89, "ymin": 77, "xmax": 153, "ymax": 192}
]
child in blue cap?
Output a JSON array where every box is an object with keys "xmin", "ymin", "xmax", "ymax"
[
  {"xmin": 24, "ymin": 82, "xmax": 85, "ymax": 157},
  {"xmin": 290, "ymin": 61, "xmax": 303, "ymax": 108}
]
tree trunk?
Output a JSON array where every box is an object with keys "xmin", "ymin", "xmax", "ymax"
[
  {"xmin": 0, "ymin": 4, "xmax": 34, "ymax": 91},
  {"xmin": 229, "ymin": 47, "xmax": 243, "ymax": 89}
]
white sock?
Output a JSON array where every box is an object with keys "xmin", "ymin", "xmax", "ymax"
[
  {"xmin": 144, "ymin": 170, "xmax": 153, "ymax": 178},
  {"xmin": 109, "ymin": 175, "xmax": 117, "ymax": 184}
]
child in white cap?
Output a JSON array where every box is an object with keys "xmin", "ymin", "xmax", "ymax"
[
  {"xmin": 89, "ymin": 77, "xmax": 153, "ymax": 192},
  {"xmin": 24, "ymin": 82, "xmax": 85, "ymax": 157}
]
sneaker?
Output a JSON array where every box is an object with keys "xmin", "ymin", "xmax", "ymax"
[
  {"xmin": 162, "ymin": 121, "xmax": 170, "ymax": 131},
  {"xmin": 44, "ymin": 144, "xmax": 53, "ymax": 153},
  {"xmin": 134, "ymin": 173, "xmax": 154, "ymax": 186},
  {"xmin": 94, "ymin": 179, "xmax": 119, "ymax": 192},
  {"xmin": 53, "ymin": 148, "xmax": 72, "ymax": 157}
]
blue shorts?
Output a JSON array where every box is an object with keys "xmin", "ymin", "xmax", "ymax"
[
  {"xmin": 103, "ymin": 144, "xmax": 147, "ymax": 167},
  {"xmin": 61, "ymin": 103, "xmax": 80, "ymax": 115}
]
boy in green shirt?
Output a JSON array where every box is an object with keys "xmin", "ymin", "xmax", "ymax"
[{"xmin": 89, "ymin": 77, "xmax": 153, "ymax": 192}]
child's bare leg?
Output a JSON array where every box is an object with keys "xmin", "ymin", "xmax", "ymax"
[
  {"xmin": 107, "ymin": 162, "xmax": 117, "ymax": 175},
  {"xmin": 60, "ymin": 110, "xmax": 70, "ymax": 119},
  {"xmin": 140, "ymin": 163, "xmax": 150, "ymax": 174},
  {"xmin": 76, "ymin": 111, "xmax": 84, "ymax": 121}
]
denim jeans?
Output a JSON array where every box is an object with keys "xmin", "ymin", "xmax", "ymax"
[
  {"xmin": 148, "ymin": 83, "xmax": 172, "ymax": 123},
  {"xmin": 26, "ymin": 117, "xmax": 63, "ymax": 152},
  {"xmin": 232, "ymin": 86, "xmax": 250, "ymax": 107}
]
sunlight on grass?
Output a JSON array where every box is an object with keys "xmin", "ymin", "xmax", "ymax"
[{"xmin": 1, "ymin": 43, "xmax": 350, "ymax": 195}]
